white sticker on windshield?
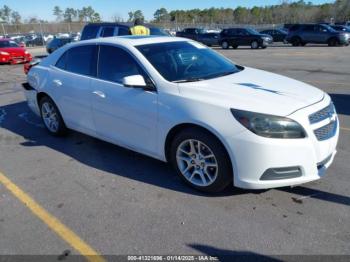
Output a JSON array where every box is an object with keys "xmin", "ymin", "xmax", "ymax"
[{"xmin": 189, "ymin": 41, "xmax": 207, "ymax": 49}]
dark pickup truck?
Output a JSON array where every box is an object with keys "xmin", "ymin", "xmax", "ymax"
[{"xmin": 176, "ymin": 28, "xmax": 206, "ymax": 41}]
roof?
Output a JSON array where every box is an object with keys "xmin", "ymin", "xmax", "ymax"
[
  {"xmin": 84, "ymin": 22, "xmax": 159, "ymax": 29},
  {"xmin": 0, "ymin": 38, "xmax": 11, "ymax": 41},
  {"xmin": 80, "ymin": 35, "xmax": 187, "ymax": 47}
]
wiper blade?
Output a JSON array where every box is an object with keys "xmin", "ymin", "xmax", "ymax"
[{"xmin": 173, "ymin": 78, "xmax": 205, "ymax": 83}]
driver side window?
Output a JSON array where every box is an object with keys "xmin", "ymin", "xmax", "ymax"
[{"xmin": 97, "ymin": 45, "xmax": 145, "ymax": 84}]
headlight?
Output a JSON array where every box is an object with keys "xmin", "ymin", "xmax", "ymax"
[
  {"xmin": 231, "ymin": 109, "xmax": 306, "ymax": 139},
  {"xmin": 262, "ymin": 37, "xmax": 271, "ymax": 41},
  {"xmin": 0, "ymin": 51, "xmax": 9, "ymax": 55},
  {"xmin": 24, "ymin": 50, "xmax": 29, "ymax": 54}
]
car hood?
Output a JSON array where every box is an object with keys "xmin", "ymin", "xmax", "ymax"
[
  {"xmin": 178, "ymin": 67, "xmax": 325, "ymax": 116},
  {"xmin": 0, "ymin": 47, "xmax": 26, "ymax": 55}
]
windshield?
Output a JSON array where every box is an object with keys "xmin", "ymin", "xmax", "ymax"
[
  {"xmin": 0, "ymin": 41, "xmax": 19, "ymax": 48},
  {"xmin": 323, "ymin": 25, "xmax": 337, "ymax": 33},
  {"xmin": 246, "ymin": 28, "xmax": 260, "ymax": 35},
  {"xmin": 136, "ymin": 41, "xmax": 242, "ymax": 82},
  {"xmin": 150, "ymin": 28, "xmax": 170, "ymax": 36}
]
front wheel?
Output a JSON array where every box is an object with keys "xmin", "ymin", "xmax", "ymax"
[
  {"xmin": 39, "ymin": 96, "xmax": 68, "ymax": 136},
  {"xmin": 170, "ymin": 128, "xmax": 232, "ymax": 193},
  {"xmin": 328, "ymin": 38, "xmax": 339, "ymax": 47},
  {"xmin": 221, "ymin": 41, "xmax": 229, "ymax": 49},
  {"xmin": 251, "ymin": 40, "xmax": 259, "ymax": 49}
]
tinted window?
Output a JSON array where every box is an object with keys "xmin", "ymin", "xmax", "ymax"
[
  {"xmin": 137, "ymin": 41, "xmax": 241, "ymax": 82},
  {"xmin": 101, "ymin": 27, "xmax": 115, "ymax": 37},
  {"xmin": 81, "ymin": 25, "xmax": 99, "ymax": 40},
  {"xmin": 55, "ymin": 52, "xmax": 67, "ymax": 69},
  {"xmin": 65, "ymin": 45, "xmax": 97, "ymax": 76},
  {"xmin": 289, "ymin": 25, "xmax": 300, "ymax": 31},
  {"xmin": 0, "ymin": 41, "xmax": 18, "ymax": 47},
  {"xmin": 303, "ymin": 25, "xmax": 314, "ymax": 32},
  {"xmin": 118, "ymin": 27, "xmax": 130, "ymax": 36},
  {"xmin": 97, "ymin": 45, "xmax": 144, "ymax": 84}
]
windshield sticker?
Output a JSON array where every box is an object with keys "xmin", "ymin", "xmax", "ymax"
[{"xmin": 237, "ymin": 83, "xmax": 285, "ymax": 96}]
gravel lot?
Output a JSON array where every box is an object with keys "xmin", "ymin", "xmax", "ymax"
[{"xmin": 0, "ymin": 44, "xmax": 349, "ymax": 259}]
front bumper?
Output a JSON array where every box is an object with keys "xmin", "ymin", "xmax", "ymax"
[
  {"xmin": 0, "ymin": 54, "xmax": 32, "ymax": 64},
  {"xmin": 226, "ymin": 95, "xmax": 339, "ymax": 189}
]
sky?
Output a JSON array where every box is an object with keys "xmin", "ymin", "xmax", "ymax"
[{"xmin": 1, "ymin": 0, "xmax": 335, "ymax": 21}]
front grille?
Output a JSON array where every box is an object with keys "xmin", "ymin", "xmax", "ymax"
[
  {"xmin": 314, "ymin": 120, "xmax": 337, "ymax": 141},
  {"xmin": 309, "ymin": 103, "xmax": 335, "ymax": 124}
]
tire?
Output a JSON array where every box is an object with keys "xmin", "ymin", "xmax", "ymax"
[
  {"xmin": 291, "ymin": 37, "xmax": 302, "ymax": 46},
  {"xmin": 261, "ymin": 45, "xmax": 267, "ymax": 49},
  {"xmin": 232, "ymin": 44, "xmax": 238, "ymax": 49},
  {"xmin": 39, "ymin": 96, "xmax": 68, "ymax": 136},
  {"xmin": 170, "ymin": 127, "xmax": 232, "ymax": 193},
  {"xmin": 251, "ymin": 40, "xmax": 259, "ymax": 49},
  {"xmin": 328, "ymin": 38, "xmax": 339, "ymax": 47},
  {"xmin": 221, "ymin": 41, "xmax": 229, "ymax": 49}
]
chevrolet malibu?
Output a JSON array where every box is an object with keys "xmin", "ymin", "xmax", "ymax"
[{"xmin": 23, "ymin": 36, "xmax": 339, "ymax": 192}]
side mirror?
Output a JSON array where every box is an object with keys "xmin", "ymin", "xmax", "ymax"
[{"xmin": 123, "ymin": 75, "xmax": 147, "ymax": 88}]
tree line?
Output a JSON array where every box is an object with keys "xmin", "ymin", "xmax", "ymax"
[
  {"xmin": 0, "ymin": 1, "xmax": 349, "ymax": 25},
  {"xmin": 152, "ymin": 0, "xmax": 350, "ymax": 24},
  {"xmin": 0, "ymin": 5, "xmax": 101, "ymax": 24}
]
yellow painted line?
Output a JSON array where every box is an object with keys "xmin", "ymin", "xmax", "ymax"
[
  {"xmin": 340, "ymin": 127, "xmax": 350, "ymax": 132},
  {"xmin": 0, "ymin": 172, "xmax": 105, "ymax": 262}
]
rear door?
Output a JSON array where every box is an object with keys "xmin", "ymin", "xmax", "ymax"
[
  {"xmin": 50, "ymin": 45, "xmax": 97, "ymax": 134},
  {"xmin": 302, "ymin": 25, "xmax": 316, "ymax": 42}
]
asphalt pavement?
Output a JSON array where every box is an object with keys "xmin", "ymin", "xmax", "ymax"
[{"xmin": 0, "ymin": 44, "xmax": 349, "ymax": 260}]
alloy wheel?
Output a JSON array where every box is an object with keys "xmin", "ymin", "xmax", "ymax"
[
  {"xmin": 176, "ymin": 139, "xmax": 218, "ymax": 187},
  {"xmin": 41, "ymin": 102, "xmax": 59, "ymax": 133}
]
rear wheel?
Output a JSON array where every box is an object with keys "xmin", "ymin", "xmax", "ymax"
[
  {"xmin": 291, "ymin": 37, "xmax": 302, "ymax": 46},
  {"xmin": 232, "ymin": 44, "xmax": 238, "ymax": 49},
  {"xmin": 221, "ymin": 41, "xmax": 229, "ymax": 49},
  {"xmin": 39, "ymin": 96, "xmax": 67, "ymax": 136},
  {"xmin": 170, "ymin": 128, "xmax": 232, "ymax": 193}
]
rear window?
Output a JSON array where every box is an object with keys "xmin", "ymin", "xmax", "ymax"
[
  {"xmin": 117, "ymin": 27, "xmax": 130, "ymax": 36},
  {"xmin": 0, "ymin": 41, "xmax": 18, "ymax": 47},
  {"xmin": 55, "ymin": 45, "xmax": 97, "ymax": 77},
  {"xmin": 81, "ymin": 25, "xmax": 99, "ymax": 40},
  {"xmin": 101, "ymin": 27, "xmax": 115, "ymax": 37},
  {"xmin": 289, "ymin": 25, "xmax": 300, "ymax": 31}
]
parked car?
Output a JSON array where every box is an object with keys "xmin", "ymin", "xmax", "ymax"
[
  {"xmin": 80, "ymin": 22, "xmax": 167, "ymax": 41},
  {"xmin": 330, "ymin": 25, "xmax": 350, "ymax": 33},
  {"xmin": 23, "ymin": 36, "xmax": 339, "ymax": 192},
  {"xmin": 335, "ymin": 21, "xmax": 350, "ymax": 27},
  {"xmin": 46, "ymin": 37, "xmax": 74, "ymax": 54},
  {"xmin": 0, "ymin": 38, "xmax": 32, "ymax": 64},
  {"xmin": 197, "ymin": 32, "xmax": 220, "ymax": 46},
  {"xmin": 25, "ymin": 35, "xmax": 45, "ymax": 47},
  {"xmin": 176, "ymin": 28, "xmax": 206, "ymax": 41},
  {"xmin": 260, "ymin": 29, "xmax": 288, "ymax": 42},
  {"xmin": 219, "ymin": 28, "xmax": 273, "ymax": 49},
  {"xmin": 286, "ymin": 24, "xmax": 350, "ymax": 46}
]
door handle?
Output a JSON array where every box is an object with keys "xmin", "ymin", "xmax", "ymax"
[
  {"xmin": 92, "ymin": 90, "xmax": 106, "ymax": 98},
  {"xmin": 52, "ymin": 79, "xmax": 62, "ymax": 87}
]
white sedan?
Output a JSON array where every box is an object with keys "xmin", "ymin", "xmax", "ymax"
[{"xmin": 23, "ymin": 36, "xmax": 339, "ymax": 192}]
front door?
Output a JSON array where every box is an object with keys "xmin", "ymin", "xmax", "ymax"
[{"xmin": 90, "ymin": 45, "xmax": 158, "ymax": 155}]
